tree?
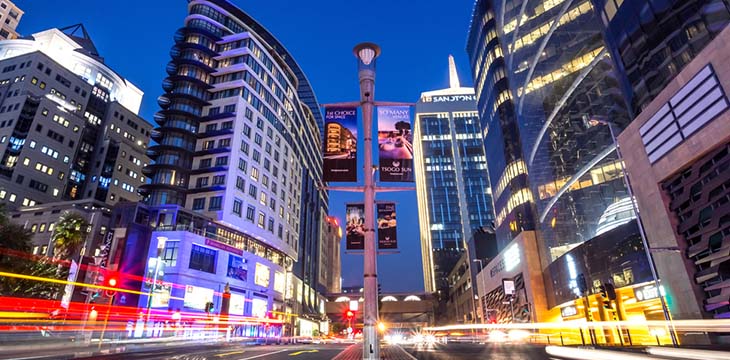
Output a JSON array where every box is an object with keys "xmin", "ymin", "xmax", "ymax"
[
  {"xmin": 0, "ymin": 204, "xmax": 63, "ymax": 298},
  {"xmin": 51, "ymin": 211, "xmax": 89, "ymax": 260}
]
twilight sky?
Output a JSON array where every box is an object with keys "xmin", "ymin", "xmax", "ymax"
[{"xmin": 18, "ymin": 0, "xmax": 477, "ymax": 293}]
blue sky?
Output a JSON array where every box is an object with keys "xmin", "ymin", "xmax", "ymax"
[{"xmin": 18, "ymin": 0, "xmax": 477, "ymax": 293}]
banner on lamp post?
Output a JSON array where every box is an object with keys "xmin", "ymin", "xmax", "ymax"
[
  {"xmin": 377, "ymin": 106, "xmax": 414, "ymax": 182},
  {"xmin": 345, "ymin": 203, "xmax": 365, "ymax": 250},
  {"xmin": 323, "ymin": 107, "xmax": 358, "ymax": 182},
  {"xmin": 377, "ymin": 202, "xmax": 397, "ymax": 249}
]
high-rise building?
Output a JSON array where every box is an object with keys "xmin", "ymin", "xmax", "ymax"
[
  {"xmin": 414, "ymin": 56, "xmax": 494, "ymax": 294},
  {"xmin": 318, "ymin": 216, "xmax": 342, "ymax": 294},
  {"xmin": 0, "ymin": 0, "xmax": 22, "ymax": 40},
  {"xmin": 465, "ymin": 0, "xmax": 677, "ymax": 334},
  {"xmin": 124, "ymin": 0, "xmax": 328, "ymax": 335},
  {"xmin": 594, "ymin": 0, "xmax": 730, "ymax": 325},
  {"xmin": 0, "ymin": 25, "xmax": 151, "ymax": 210},
  {"xmin": 592, "ymin": 0, "xmax": 730, "ymax": 117}
]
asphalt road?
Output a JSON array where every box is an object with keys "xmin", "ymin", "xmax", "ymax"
[
  {"xmin": 15, "ymin": 343, "xmax": 350, "ymax": 360},
  {"xmin": 401, "ymin": 342, "xmax": 551, "ymax": 360}
]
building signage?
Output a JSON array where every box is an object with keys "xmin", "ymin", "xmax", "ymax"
[
  {"xmin": 421, "ymin": 94, "xmax": 476, "ymax": 103},
  {"xmin": 251, "ymin": 297, "xmax": 268, "ymax": 319},
  {"xmin": 150, "ymin": 283, "xmax": 171, "ymax": 308},
  {"xmin": 323, "ymin": 106, "xmax": 358, "ymax": 182},
  {"xmin": 274, "ymin": 272, "xmax": 286, "ymax": 294},
  {"xmin": 489, "ymin": 244, "xmax": 521, "ymax": 278},
  {"xmin": 503, "ymin": 279, "xmax": 516, "ymax": 295},
  {"xmin": 377, "ymin": 202, "xmax": 397, "ymax": 249},
  {"xmin": 205, "ymin": 238, "xmax": 243, "ymax": 256},
  {"xmin": 345, "ymin": 203, "xmax": 365, "ymax": 250},
  {"xmin": 377, "ymin": 106, "xmax": 414, "ymax": 182},
  {"xmin": 634, "ymin": 284, "xmax": 665, "ymax": 302},
  {"xmin": 561, "ymin": 306, "xmax": 578, "ymax": 318}
]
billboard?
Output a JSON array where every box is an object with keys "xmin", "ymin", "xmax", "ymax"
[
  {"xmin": 230, "ymin": 293, "xmax": 246, "ymax": 316},
  {"xmin": 323, "ymin": 107, "xmax": 358, "ymax": 182},
  {"xmin": 377, "ymin": 202, "xmax": 397, "ymax": 249},
  {"xmin": 377, "ymin": 106, "xmax": 413, "ymax": 182},
  {"xmin": 226, "ymin": 255, "xmax": 248, "ymax": 282},
  {"xmin": 345, "ymin": 203, "xmax": 365, "ymax": 250}
]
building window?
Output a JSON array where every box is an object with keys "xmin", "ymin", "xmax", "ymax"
[
  {"xmin": 215, "ymin": 156, "xmax": 228, "ymax": 166},
  {"xmin": 257, "ymin": 212, "xmax": 265, "ymax": 228},
  {"xmin": 223, "ymin": 104, "xmax": 236, "ymax": 113},
  {"xmin": 162, "ymin": 241, "xmax": 179, "ymax": 267},
  {"xmin": 209, "ymin": 196, "xmax": 222, "ymax": 210},
  {"xmin": 246, "ymin": 205, "xmax": 255, "ymax": 221},
  {"xmin": 192, "ymin": 198, "xmax": 205, "ymax": 210},
  {"xmin": 236, "ymin": 176, "xmax": 245, "ymax": 190},
  {"xmin": 233, "ymin": 198, "xmax": 242, "ymax": 216},
  {"xmin": 212, "ymin": 175, "xmax": 225, "ymax": 185},
  {"xmin": 189, "ymin": 244, "xmax": 216, "ymax": 273},
  {"xmin": 248, "ymin": 184, "xmax": 257, "ymax": 198},
  {"xmin": 267, "ymin": 218, "xmax": 274, "ymax": 232}
]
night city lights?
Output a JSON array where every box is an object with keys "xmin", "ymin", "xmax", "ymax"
[{"xmin": 1, "ymin": 0, "xmax": 730, "ymax": 359}]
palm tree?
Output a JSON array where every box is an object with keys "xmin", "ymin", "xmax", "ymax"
[{"xmin": 51, "ymin": 211, "xmax": 89, "ymax": 260}]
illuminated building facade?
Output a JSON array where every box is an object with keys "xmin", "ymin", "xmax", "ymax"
[
  {"xmin": 467, "ymin": 0, "xmax": 633, "ymax": 267},
  {"xmin": 0, "ymin": 26, "xmax": 151, "ymax": 214},
  {"xmin": 608, "ymin": 2, "xmax": 730, "ymax": 325},
  {"xmin": 414, "ymin": 56, "xmax": 494, "ymax": 294},
  {"xmin": 325, "ymin": 122, "xmax": 355, "ymax": 155},
  {"xmin": 132, "ymin": 0, "xmax": 328, "ymax": 336}
]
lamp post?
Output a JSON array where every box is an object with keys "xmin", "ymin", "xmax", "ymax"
[
  {"xmin": 354, "ymin": 42, "xmax": 381, "ymax": 360},
  {"xmin": 472, "ymin": 259, "xmax": 486, "ymax": 324},
  {"xmin": 591, "ymin": 118, "xmax": 678, "ymax": 347}
]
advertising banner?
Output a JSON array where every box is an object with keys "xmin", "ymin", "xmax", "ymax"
[
  {"xmin": 254, "ymin": 263, "xmax": 271, "ymax": 287},
  {"xmin": 345, "ymin": 203, "xmax": 365, "ymax": 250},
  {"xmin": 323, "ymin": 107, "xmax": 358, "ymax": 182},
  {"xmin": 226, "ymin": 255, "xmax": 248, "ymax": 282},
  {"xmin": 377, "ymin": 106, "xmax": 414, "ymax": 182},
  {"xmin": 377, "ymin": 202, "xmax": 397, "ymax": 249},
  {"xmin": 183, "ymin": 285, "xmax": 214, "ymax": 310}
]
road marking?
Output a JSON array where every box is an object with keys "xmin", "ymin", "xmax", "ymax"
[
  {"xmin": 289, "ymin": 350, "xmax": 319, "ymax": 356},
  {"xmin": 395, "ymin": 345, "xmax": 419, "ymax": 360},
  {"xmin": 237, "ymin": 349, "xmax": 288, "ymax": 360},
  {"xmin": 216, "ymin": 350, "xmax": 246, "ymax": 357}
]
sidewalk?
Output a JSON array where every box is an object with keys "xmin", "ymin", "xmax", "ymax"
[{"xmin": 333, "ymin": 344, "xmax": 416, "ymax": 360}]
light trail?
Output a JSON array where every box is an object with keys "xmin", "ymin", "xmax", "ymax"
[{"xmin": 424, "ymin": 319, "xmax": 730, "ymax": 332}]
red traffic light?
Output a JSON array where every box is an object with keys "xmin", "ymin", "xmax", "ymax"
[
  {"xmin": 346, "ymin": 310, "xmax": 354, "ymax": 319},
  {"xmin": 107, "ymin": 278, "xmax": 117, "ymax": 287}
]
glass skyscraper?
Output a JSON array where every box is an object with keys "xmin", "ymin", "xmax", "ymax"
[
  {"xmin": 468, "ymin": 0, "xmax": 633, "ymax": 266},
  {"xmin": 415, "ymin": 56, "xmax": 494, "ymax": 293}
]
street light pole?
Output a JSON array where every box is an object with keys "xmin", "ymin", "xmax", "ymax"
[
  {"xmin": 595, "ymin": 119, "xmax": 678, "ymax": 347},
  {"xmin": 472, "ymin": 259, "xmax": 486, "ymax": 324},
  {"xmin": 354, "ymin": 42, "xmax": 381, "ymax": 360}
]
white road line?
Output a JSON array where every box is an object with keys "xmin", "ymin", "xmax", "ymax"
[
  {"xmin": 395, "ymin": 345, "xmax": 419, "ymax": 360},
  {"xmin": 237, "ymin": 349, "xmax": 289, "ymax": 360}
]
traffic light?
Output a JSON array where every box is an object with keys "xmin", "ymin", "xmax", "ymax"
[
  {"xmin": 205, "ymin": 301, "xmax": 215, "ymax": 313},
  {"xmin": 599, "ymin": 284, "xmax": 607, "ymax": 298},
  {"xmin": 104, "ymin": 275, "xmax": 118, "ymax": 297},
  {"xmin": 346, "ymin": 310, "xmax": 355, "ymax": 319}
]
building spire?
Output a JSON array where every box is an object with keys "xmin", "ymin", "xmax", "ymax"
[{"xmin": 448, "ymin": 55, "xmax": 460, "ymax": 89}]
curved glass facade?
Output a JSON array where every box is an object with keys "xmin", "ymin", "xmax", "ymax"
[
  {"xmin": 469, "ymin": 0, "xmax": 633, "ymax": 264},
  {"xmin": 467, "ymin": 0, "xmax": 536, "ymax": 249},
  {"xmin": 591, "ymin": 0, "xmax": 730, "ymax": 117}
]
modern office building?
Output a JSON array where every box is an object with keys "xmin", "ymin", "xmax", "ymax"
[
  {"xmin": 603, "ymin": 2, "xmax": 730, "ymax": 326},
  {"xmin": 466, "ymin": 1, "xmax": 535, "ymax": 250},
  {"xmin": 0, "ymin": 25, "xmax": 151, "ymax": 210},
  {"xmin": 130, "ymin": 0, "xmax": 328, "ymax": 336},
  {"xmin": 467, "ymin": 0, "xmax": 633, "ymax": 267},
  {"xmin": 318, "ymin": 215, "xmax": 342, "ymax": 294},
  {"xmin": 414, "ymin": 56, "xmax": 494, "ymax": 295},
  {"xmin": 591, "ymin": 0, "xmax": 730, "ymax": 117},
  {"xmin": 0, "ymin": 0, "xmax": 22, "ymax": 40}
]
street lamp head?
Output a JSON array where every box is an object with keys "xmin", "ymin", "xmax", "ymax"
[{"xmin": 353, "ymin": 42, "xmax": 380, "ymax": 69}]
